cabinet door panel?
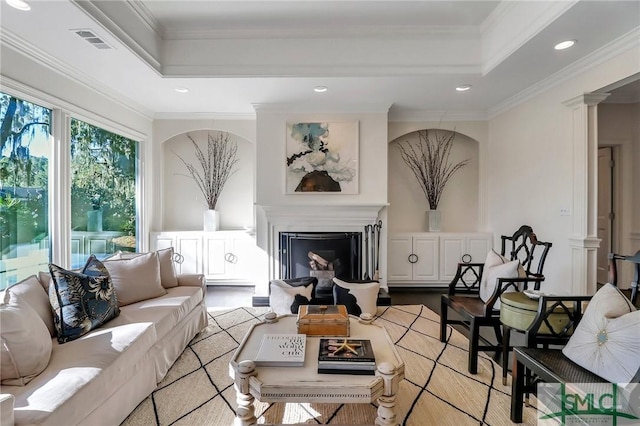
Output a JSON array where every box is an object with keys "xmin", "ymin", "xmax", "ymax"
[
  {"xmin": 467, "ymin": 237, "xmax": 491, "ymax": 264},
  {"xmin": 388, "ymin": 236, "xmax": 412, "ymax": 281},
  {"xmin": 153, "ymin": 237, "xmax": 175, "ymax": 251},
  {"xmin": 177, "ymin": 237, "xmax": 201, "ymax": 275},
  {"xmin": 440, "ymin": 237, "xmax": 465, "ymax": 282},
  {"xmin": 232, "ymin": 238, "xmax": 256, "ymax": 282},
  {"xmin": 413, "ymin": 237, "xmax": 438, "ymax": 281},
  {"xmin": 204, "ymin": 238, "xmax": 229, "ymax": 278}
]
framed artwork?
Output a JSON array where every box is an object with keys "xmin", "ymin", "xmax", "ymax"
[{"xmin": 285, "ymin": 121, "xmax": 359, "ymax": 194}]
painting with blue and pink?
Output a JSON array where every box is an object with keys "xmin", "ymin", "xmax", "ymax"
[{"xmin": 285, "ymin": 122, "xmax": 358, "ymax": 194}]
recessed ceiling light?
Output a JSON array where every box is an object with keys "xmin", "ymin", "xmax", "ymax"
[
  {"xmin": 456, "ymin": 85, "xmax": 472, "ymax": 92},
  {"xmin": 6, "ymin": 0, "xmax": 31, "ymax": 11},
  {"xmin": 314, "ymin": 86, "xmax": 328, "ymax": 93},
  {"xmin": 554, "ymin": 40, "xmax": 576, "ymax": 50},
  {"xmin": 175, "ymin": 87, "xmax": 189, "ymax": 93}
]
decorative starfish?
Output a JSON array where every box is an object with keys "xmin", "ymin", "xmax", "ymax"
[{"xmin": 331, "ymin": 339, "xmax": 361, "ymax": 356}]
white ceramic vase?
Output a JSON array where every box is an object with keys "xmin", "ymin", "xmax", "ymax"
[
  {"xmin": 203, "ymin": 209, "xmax": 220, "ymax": 231},
  {"xmin": 425, "ymin": 210, "xmax": 441, "ymax": 232}
]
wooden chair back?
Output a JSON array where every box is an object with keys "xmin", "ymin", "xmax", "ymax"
[
  {"xmin": 608, "ymin": 250, "xmax": 640, "ymax": 305},
  {"xmin": 500, "ymin": 225, "xmax": 552, "ymax": 277}
]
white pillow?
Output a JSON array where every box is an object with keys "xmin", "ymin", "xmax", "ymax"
[
  {"xmin": 562, "ymin": 283, "xmax": 640, "ymax": 386},
  {"xmin": 103, "ymin": 252, "xmax": 166, "ymax": 306},
  {"xmin": 108, "ymin": 248, "xmax": 178, "ymax": 288},
  {"xmin": 332, "ymin": 278, "xmax": 380, "ymax": 316},
  {"xmin": 269, "ymin": 280, "xmax": 313, "ymax": 315},
  {"xmin": 480, "ymin": 259, "xmax": 524, "ymax": 309},
  {"xmin": 0, "ymin": 300, "xmax": 52, "ymax": 386},
  {"xmin": 3, "ymin": 275, "xmax": 55, "ymax": 337}
]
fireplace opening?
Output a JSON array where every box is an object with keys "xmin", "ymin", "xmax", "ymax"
[{"xmin": 279, "ymin": 232, "xmax": 361, "ymax": 286}]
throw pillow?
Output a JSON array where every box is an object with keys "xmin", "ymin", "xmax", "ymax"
[
  {"xmin": 332, "ymin": 278, "xmax": 380, "ymax": 317},
  {"xmin": 269, "ymin": 279, "xmax": 314, "ymax": 315},
  {"xmin": 562, "ymin": 283, "xmax": 640, "ymax": 386},
  {"xmin": 107, "ymin": 248, "xmax": 179, "ymax": 289},
  {"xmin": 3, "ymin": 275, "xmax": 56, "ymax": 337},
  {"xmin": 102, "ymin": 251, "xmax": 166, "ymax": 306},
  {"xmin": 0, "ymin": 300, "xmax": 52, "ymax": 386},
  {"xmin": 480, "ymin": 259, "xmax": 524, "ymax": 309},
  {"xmin": 48, "ymin": 260, "xmax": 120, "ymax": 343},
  {"xmin": 478, "ymin": 249, "xmax": 506, "ymax": 302}
]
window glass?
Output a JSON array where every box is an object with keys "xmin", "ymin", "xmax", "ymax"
[
  {"xmin": 70, "ymin": 118, "xmax": 138, "ymax": 268},
  {"xmin": 0, "ymin": 93, "xmax": 51, "ymax": 289}
]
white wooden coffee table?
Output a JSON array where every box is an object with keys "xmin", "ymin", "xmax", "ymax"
[{"xmin": 228, "ymin": 314, "xmax": 405, "ymax": 426}]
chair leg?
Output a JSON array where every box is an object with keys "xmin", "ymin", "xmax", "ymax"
[
  {"xmin": 439, "ymin": 297, "xmax": 448, "ymax": 343},
  {"xmin": 502, "ymin": 325, "xmax": 511, "ymax": 386},
  {"xmin": 468, "ymin": 318, "xmax": 479, "ymax": 374}
]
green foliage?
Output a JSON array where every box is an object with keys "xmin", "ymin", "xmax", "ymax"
[{"xmin": 70, "ymin": 119, "xmax": 137, "ymax": 232}]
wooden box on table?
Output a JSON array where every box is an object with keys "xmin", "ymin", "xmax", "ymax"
[{"xmin": 297, "ymin": 305, "xmax": 349, "ymax": 336}]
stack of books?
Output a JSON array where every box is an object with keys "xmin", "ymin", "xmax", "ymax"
[
  {"xmin": 254, "ymin": 333, "xmax": 306, "ymax": 367},
  {"xmin": 317, "ymin": 338, "xmax": 376, "ymax": 375}
]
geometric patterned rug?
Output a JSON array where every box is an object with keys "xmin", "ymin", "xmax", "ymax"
[{"xmin": 121, "ymin": 305, "xmax": 539, "ymax": 425}]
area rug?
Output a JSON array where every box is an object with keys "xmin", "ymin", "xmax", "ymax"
[{"xmin": 121, "ymin": 305, "xmax": 539, "ymax": 425}]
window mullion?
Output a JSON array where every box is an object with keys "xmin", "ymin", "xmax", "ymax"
[{"xmin": 49, "ymin": 109, "xmax": 72, "ymax": 268}]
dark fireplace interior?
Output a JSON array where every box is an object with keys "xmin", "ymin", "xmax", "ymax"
[{"xmin": 279, "ymin": 232, "xmax": 361, "ymax": 286}]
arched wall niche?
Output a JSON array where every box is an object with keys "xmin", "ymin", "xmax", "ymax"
[
  {"xmin": 162, "ymin": 128, "xmax": 255, "ymax": 231},
  {"xmin": 388, "ymin": 127, "xmax": 482, "ymax": 233}
]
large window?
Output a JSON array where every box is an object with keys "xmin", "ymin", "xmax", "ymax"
[
  {"xmin": 0, "ymin": 92, "xmax": 140, "ymax": 288},
  {"xmin": 70, "ymin": 119, "xmax": 138, "ymax": 268},
  {"xmin": 0, "ymin": 93, "xmax": 51, "ymax": 288}
]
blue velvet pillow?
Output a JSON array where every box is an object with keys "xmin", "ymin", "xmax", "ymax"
[{"xmin": 48, "ymin": 256, "xmax": 119, "ymax": 343}]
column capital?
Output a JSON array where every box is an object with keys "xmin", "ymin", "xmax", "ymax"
[{"xmin": 563, "ymin": 92, "xmax": 611, "ymax": 108}]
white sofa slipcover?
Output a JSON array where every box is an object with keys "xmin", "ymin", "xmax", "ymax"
[{"xmin": 0, "ymin": 272, "xmax": 207, "ymax": 426}]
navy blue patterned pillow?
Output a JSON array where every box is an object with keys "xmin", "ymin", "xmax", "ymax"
[{"xmin": 48, "ymin": 257, "xmax": 119, "ymax": 343}]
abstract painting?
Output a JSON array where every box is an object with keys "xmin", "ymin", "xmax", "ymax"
[{"xmin": 285, "ymin": 121, "xmax": 359, "ymax": 194}]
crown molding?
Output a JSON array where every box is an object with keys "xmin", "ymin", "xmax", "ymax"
[
  {"xmin": 487, "ymin": 27, "xmax": 640, "ymax": 119},
  {"xmin": 154, "ymin": 111, "xmax": 255, "ymax": 120},
  {"xmin": 164, "ymin": 24, "xmax": 478, "ymax": 41},
  {"xmin": 1, "ymin": 28, "xmax": 154, "ymax": 122},
  {"xmin": 252, "ymin": 102, "xmax": 391, "ymax": 114},
  {"xmin": 0, "ymin": 75, "xmax": 149, "ymax": 142},
  {"xmin": 71, "ymin": 0, "xmax": 162, "ymax": 73},
  {"xmin": 481, "ymin": 0, "xmax": 578, "ymax": 75},
  {"xmin": 388, "ymin": 109, "xmax": 488, "ymax": 122},
  {"xmin": 124, "ymin": 0, "xmax": 165, "ymax": 37}
]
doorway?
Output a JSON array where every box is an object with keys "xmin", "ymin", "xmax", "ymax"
[{"xmin": 597, "ymin": 146, "xmax": 615, "ymax": 284}]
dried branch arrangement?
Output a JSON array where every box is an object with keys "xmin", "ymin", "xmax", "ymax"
[
  {"xmin": 396, "ymin": 129, "xmax": 468, "ymax": 210},
  {"xmin": 175, "ymin": 132, "xmax": 239, "ymax": 210}
]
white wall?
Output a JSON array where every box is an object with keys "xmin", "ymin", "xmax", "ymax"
[
  {"xmin": 152, "ymin": 119, "xmax": 256, "ymax": 232},
  {"xmin": 487, "ymin": 47, "xmax": 639, "ymax": 295}
]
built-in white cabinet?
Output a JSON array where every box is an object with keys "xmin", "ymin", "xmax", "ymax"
[
  {"xmin": 388, "ymin": 234, "xmax": 438, "ymax": 282},
  {"xmin": 388, "ymin": 232, "xmax": 492, "ymax": 286},
  {"xmin": 151, "ymin": 230, "xmax": 257, "ymax": 285}
]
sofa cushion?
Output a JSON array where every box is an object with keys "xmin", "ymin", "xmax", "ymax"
[
  {"xmin": 332, "ymin": 278, "xmax": 380, "ymax": 316},
  {"xmin": 269, "ymin": 279, "xmax": 313, "ymax": 314},
  {"xmin": 103, "ymin": 252, "xmax": 166, "ymax": 306},
  {"xmin": 0, "ymin": 300, "xmax": 52, "ymax": 386},
  {"xmin": 48, "ymin": 261, "xmax": 120, "ymax": 343},
  {"xmin": 3, "ymin": 274, "xmax": 55, "ymax": 336},
  {"xmin": 9, "ymin": 321, "xmax": 156, "ymax": 426},
  {"xmin": 562, "ymin": 283, "xmax": 639, "ymax": 386},
  {"xmin": 109, "ymin": 248, "xmax": 179, "ymax": 289},
  {"xmin": 112, "ymin": 286, "xmax": 203, "ymax": 341},
  {"xmin": 480, "ymin": 259, "xmax": 524, "ymax": 309}
]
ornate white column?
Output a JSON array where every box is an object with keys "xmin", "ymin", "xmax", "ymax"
[{"xmin": 562, "ymin": 93, "xmax": 610, "ymax": 295}]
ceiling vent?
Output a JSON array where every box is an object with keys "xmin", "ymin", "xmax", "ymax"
[{"xmin": 72, "ymin": 29, "xmax": 112, "ymax": 50}]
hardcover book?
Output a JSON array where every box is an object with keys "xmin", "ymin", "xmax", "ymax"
[
  {"xmin": 254, "ymin": 333, "xmax": 306, "ymax": 367},
  {"xmin": 318, "ymin": 338, "xmax": 376, "ymax": 363}
]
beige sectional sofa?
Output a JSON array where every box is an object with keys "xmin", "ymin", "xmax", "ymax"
[{"xmin": 0, "ymin": 250, "xmax": 208, "ymax": 426}]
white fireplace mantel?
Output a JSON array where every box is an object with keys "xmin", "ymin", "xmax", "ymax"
[{"xmin": 257, "ymin": 204, "xmax": 387, "ymax": 291}]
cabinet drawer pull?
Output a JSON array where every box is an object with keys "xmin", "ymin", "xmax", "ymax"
[
  {"xmin": 461, "ymin": 254, "xmax": 472, "ymax": 263},
  {"xmin": 408, "ymin": 253, "xmax": 418, "ymax": 264},
  {"xmin": 225, "ymin": 252, "xmax": 238, "ymax": 264}
]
